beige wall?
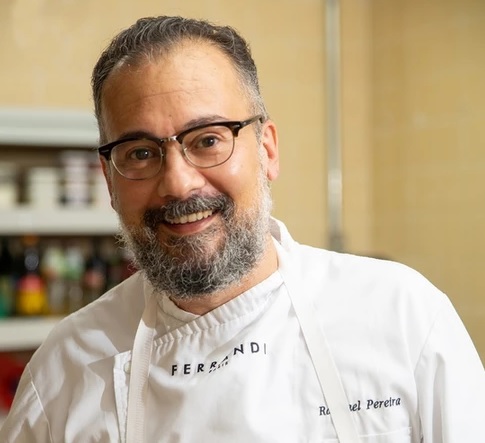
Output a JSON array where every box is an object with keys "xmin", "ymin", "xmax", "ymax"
[
  {"xmin": 373, "ymin": 0, "xmax": 485, "ymax": 361},
  {"xmin": 341, "ymin": 0, "xmax": 373, "ymax": 254},
  {"xmin": 340, "ymin": 0, "xmax": 485, "ymax": 360}
]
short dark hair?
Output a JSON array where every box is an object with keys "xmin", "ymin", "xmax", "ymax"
[{"xmin": 91, "ymin": 15, "xmax": 267, "ymax": 142}]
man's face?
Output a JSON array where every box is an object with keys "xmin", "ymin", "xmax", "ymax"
[{"xmin": 99, "ymin": 41, "xmax": 279, "ymax": 299}]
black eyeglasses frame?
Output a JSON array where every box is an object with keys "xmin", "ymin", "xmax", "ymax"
[{"xmin": 97, "ymin": 114, "xmax": 265, "ymax": 161}]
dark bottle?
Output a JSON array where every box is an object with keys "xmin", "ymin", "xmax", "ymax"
[
  {"xmin": 0, "ymin": 237, "xmax": 15, "ymax": 317},
  {"xmin": 63, "ymin": 243, "xmax": 85, "ymax": 314},
  {"xmin": 15, "ymin": 235, "xmax": 48, "ymax": 316},
  {"xmin": 83, "ymin": 239, "xmax": 107, "ymax": 305},
  {"xmin": 40, "ymin": 241, "xmax": 67, "ymax": 316},
  {"xmin": 105, "ymin": 242, "xmax": 136, "ymax": 291}
]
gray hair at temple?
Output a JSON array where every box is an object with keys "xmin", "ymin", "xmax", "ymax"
[{"xmin": 91, "ymin": 15, "xmax": 268, "ymax": 144}]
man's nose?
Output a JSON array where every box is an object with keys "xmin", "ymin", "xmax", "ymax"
[{"xmin": 156, "ymin": 143, "xmax": 206, "ymax": 199}]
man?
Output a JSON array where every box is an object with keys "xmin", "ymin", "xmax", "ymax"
[{"xmin": 1, "ymin": 15, "xmax": 484, "ymax": 442}]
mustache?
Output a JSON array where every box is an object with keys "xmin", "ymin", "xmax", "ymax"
[{"xmin": 143, "ymin": 194, "xmax": 234, "ymax": 230}]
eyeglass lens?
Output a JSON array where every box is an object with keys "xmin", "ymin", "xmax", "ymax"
[{"xmin": 111, "ymin": 125, "xmax": 236, "ymax": 180}]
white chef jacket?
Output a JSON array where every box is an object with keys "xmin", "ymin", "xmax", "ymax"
[{"xmin": 1, "ymin": 219, "xmax": 484, "ymax": 442}]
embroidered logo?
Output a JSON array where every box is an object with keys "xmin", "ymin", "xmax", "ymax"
[
  {"xmin": 170, "ymin": 341, "xmax": 268, "ymax": 376},
  {"xmin": 319, "ymin": 396, "xmax": 402, "ymax": 416}
]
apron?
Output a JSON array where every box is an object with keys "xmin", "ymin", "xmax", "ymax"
[{"xmin": 124, "ymin": 240, "xmax": 361, "ymax": 443}]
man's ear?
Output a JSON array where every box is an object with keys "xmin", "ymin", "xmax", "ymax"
[{"xmin": 261, "ymin": 119, "xmax": 279, "ymax": 181}]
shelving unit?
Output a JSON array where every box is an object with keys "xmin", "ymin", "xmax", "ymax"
[
  {"xmin": 0, "ymin": 108, "xmax": 124, "ymax": 424},
  {"xmin": 0, "ymin": 207, "xmax": 118, "ymax": 235},
  {"xmin": 0, "ymin": 207, "xmax": 118, "ymax": 350},
  {"xmin": 0, "ymin": 207, "xmax": 118, "ymax": 351},
  {"xmin": 0, "ymin": 108, "xmax": 116, "ymax": 354}
]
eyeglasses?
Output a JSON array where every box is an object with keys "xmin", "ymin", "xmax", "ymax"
[{"xmin": 98, "ymin": 115, "xmax": 264, "ymax": 180}]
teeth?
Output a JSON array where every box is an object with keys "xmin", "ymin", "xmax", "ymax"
[{"xmin": 166, "ymin": 210, "xmax": 213, "ymax": 225}]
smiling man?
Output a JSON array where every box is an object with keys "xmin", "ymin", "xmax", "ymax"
[
  {"xmin": 2, "ymin": 15, "xmax": 484, "ymax": 443},
  {"xmin": 97, "ymin": 37, "xmax": 278, "ymax": 313}
]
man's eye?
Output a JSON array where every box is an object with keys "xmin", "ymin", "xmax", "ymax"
[
  {"xmin": 128, "ymin": 147, "xmax": 156, "ymax": 160},
  {"xmin": 197, "ymin": 135, "xmax": 218, "ymax": 149},
  {"xmin": 184, "ymin": 126, "xmax": 230, "ymax": 151}
]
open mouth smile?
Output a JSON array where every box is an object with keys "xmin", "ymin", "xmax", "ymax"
[{"xmin": 165, "ymin": 210, "xmax": 214, "ymax": 225}]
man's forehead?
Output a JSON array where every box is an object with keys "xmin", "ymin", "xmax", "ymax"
[
  {"xmin": 103, "ymin": 41, "xmax": 244, "ymax": 102},
  {"xmin": 118, "ymin": 39, "xmax": 233, "ymax": 72},
  {"xmin": 99, "ymin": 40, "xmax": 250, "ymax": 139}
]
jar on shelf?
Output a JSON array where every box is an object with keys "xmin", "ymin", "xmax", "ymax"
[
  {"xmin": 26, "ymin": 167, "xmax": 61, "ymax": 209},
  {"xmin": 0, "ymin": 162, "xmax": 18, "ymax": 209},
  {"xmin": 90, "ymin": 161, "xmax": 111, "ymax": 208},
  {"xmin": 60, "ymin": 150, "xmax": 91, "ymax": 207}
]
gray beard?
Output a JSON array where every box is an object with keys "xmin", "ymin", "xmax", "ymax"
[{"xmin": 117, "ymin": 178, "xmax": 272, "ymax": 301}]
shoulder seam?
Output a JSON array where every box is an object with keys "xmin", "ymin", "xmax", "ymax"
[{"xmin": 27, "ymin": 364, "xmax": 55, "ymax": 443}]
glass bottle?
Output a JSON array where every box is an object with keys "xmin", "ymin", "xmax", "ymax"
[
  {"xmin": 15, "ymin": 235, "xmax": 48, "ymax": 316},
  {"xmin": 0, "ymin": 237, "xmax": 15, "ymax": 317},
  {"xmin": 41, "ymin": 241, "xmax": 67, "ymax": 316},
  {"xmin": 83, "ymin": 238, "xmax": 107, "ymax": 305},
  {"xmin": 63, "ymin": 244, "xmax": 85, "ymax": 314}
]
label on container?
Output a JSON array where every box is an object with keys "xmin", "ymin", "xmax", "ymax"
[{"xmin": 16, "ymin": 274, "xmax": 47, "ymax": 316}]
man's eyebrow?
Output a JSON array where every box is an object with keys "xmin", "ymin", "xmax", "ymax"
[
  {"xmin": 116, "ymin": 115, "xmax": 229, "ymax": 140},
  {"xmin": 181, "ymin": 114, "xmax": 228, "ymax": 130},
  {"xmin": 117, "ymin": 130, "xmax": 154, "ymax": 140}
]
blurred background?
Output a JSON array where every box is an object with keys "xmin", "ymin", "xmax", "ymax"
[{"xmin": 0, "ymin": 0, "xmax": 484, "ymax": 414}]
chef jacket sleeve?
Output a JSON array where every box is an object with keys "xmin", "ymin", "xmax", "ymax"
[
  {"xmin": 414, "ymin": 297, "xmax": 485, "ymax": 441},
  {"xmin": 0, "ymin": 364, "xmax": 53, "ymax": 443}
]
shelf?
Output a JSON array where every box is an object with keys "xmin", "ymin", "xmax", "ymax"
[
  {"xmin": 0, "ymin": 207, "xmax": 118, "ymax": 235},
  {"xmin": 0, "ymin": 107, "xmax": 98, "ymax": 147},
  {"xmin": 0, "ymin": 317, "xmax": 62, "ymax": 351}
]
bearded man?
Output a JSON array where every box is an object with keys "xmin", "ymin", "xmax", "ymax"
[{"xmin": 2, "ymin": 15, "xmax": 484, "ymax": 443}]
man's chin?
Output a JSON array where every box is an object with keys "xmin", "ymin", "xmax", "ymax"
[
  {"xmin": 158, "ymin": 223, "xmax": 224, "ymax": 252},
  {"xmin": 161, "ymin": 237, "xmax": 221, "ymax": 264}
]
